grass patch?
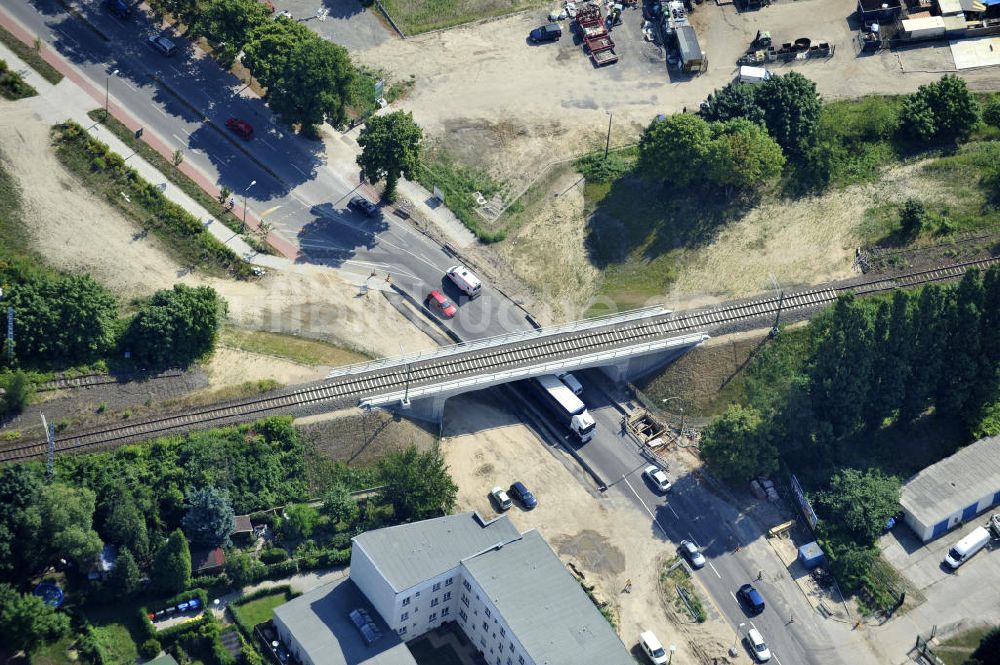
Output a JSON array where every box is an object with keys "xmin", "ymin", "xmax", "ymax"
[
  {"xmin": 935, "ymin": 625, "xmax": 994, "ymax": 665},
  {"xmin": 85, "ymin": 109, "xmax": 276, "ymax": 256},
  {"xmin": 380, "ymin": 0, "xmax": 548, "ymax": 34},
  {"xmin": 417, "ymin": 147, "xmax": 506, "ymax": 243},
  {"xmin": 0, "ymin": 58, "xmax": 37, "ymax": 100},
  {"xmin": 0, "ymin": 146, "xmax": 31, "ymax": 257},
  {"xmin": 220, "ymin": 327, "xmax": 371, "ymax": 367},
  {"xmin": 817, "ymin": 96, "xmax": 905, "ymax": 189},
  {"xmin": 30, "ymin": 634, "xmax": 76, "ymax": 665},
  {"xmin": 347, "ymin": 67, "xmax": 414, "ymax": 121},
  {"xmin": 50, "ymin": 121, "xmax": 251, "ymax": 279},
  {"xmin": 231, "ymin": 590, "xmax": 293, "ymax": 628},
  {"xmin": 0, "ymin": 24, "xmax": 63, "ymax": 84},
  {"xmin": 660, "ymin": 557, "xmax": 707, "ymax": 622}
]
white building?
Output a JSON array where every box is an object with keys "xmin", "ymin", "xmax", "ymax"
[
  {"xmin": 900, "ymin": 434, "xmax": 1000, "ymax": 542},
  {"xmin": 274, "ymin": 512, "xmax": 632, "ymax": 665}
]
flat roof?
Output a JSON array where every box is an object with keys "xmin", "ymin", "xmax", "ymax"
[
  {"xmin": 273, "ymin": 578, "xmax": 415, "ymax": 665},
  {"xmin": 937, "ymin": 0, "xmax": 963, "ymax": 13},
  {"xmin": 352, "ymin": 512, "xmax": 520, "ymax": 592},
  {"xmin": 675, "ymin": 24, "xmax": 702, "ymax": 61},
  {"xmin": 900, "ymin": 435, "xmax": 1000, "ymax": 526},
  {"xmin": 902, "ymin": 15, "xmax": 947, "ymax": 29},
  {"xmin": 463, "ymin": 530, "xmax": 632, "ymax": 665}
]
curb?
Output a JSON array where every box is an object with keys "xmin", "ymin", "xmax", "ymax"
[
  {"xmin": 55, "ymin": 0, "xmax": 111, "ymax": 42},
  {"xmin": 389, "ymin": 283, "xmax": 463, "ymax": 345}
]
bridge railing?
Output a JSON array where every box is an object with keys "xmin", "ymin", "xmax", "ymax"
[{"xmin": 327, "ymin": 306, "xmax": 669, "ymax": 380}]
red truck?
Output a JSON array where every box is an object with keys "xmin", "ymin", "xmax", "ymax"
[{"xmin": 574, "ymin": 3, "xmax": 619, "ymax": 66}]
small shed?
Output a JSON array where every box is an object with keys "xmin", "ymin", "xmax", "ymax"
[
  {"xmin": 675, "ymin": 25, "xmax": 706, "ymax": 73},
  {"xmin": 232, "ymin": 514, "xmax": 254, "ymax": 544},
  {"xmin": 901, "ymin": 15, "xmax": 947, "ymax": 38},
  {"xmin": 857, "ymin": 0, "xmax": 902, "ymax": 24},
  {"xmin": 797, "ymin": 542, "xmax": 825, "ymax": 570},
  {"xmin": 191, "ymin": 547, "xmax": 226, "ymax": 575}
]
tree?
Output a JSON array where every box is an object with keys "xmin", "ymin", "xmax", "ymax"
[
  {"xmin": 242, "ymin": 20, "xmax": 354, "ymax": 132},
  {"xmin": 822, "ymin": 540, "xmax": 878, "ymax": 594},
  {"xmin": 36, "ymin": 484, "xmax": 103, "ymax": 567},
  {"xmin": 0, "ymin": 466, "xmax": 41, "ymax": 581},
  {"xmin": 378, "ymin": 446, "xmax": 458, "ymax": 521},
  {"xmin": 225, "ymin": 550, "xmax": 265, "ymax": 586},
  {"xmin": 148, "ymin": 0, "xmax": 197, "ymax": 24},
  {"xmin": 900, "ymin": 74, "xmax": 981, "ymax": 143},
  {"xmin": 817, "ymin": 468, "xmax": 901, "ymax": 544},
  {"xmin": 704, "ymin": 119, "xmax": 785, "ymax": 191},
  {"xmin": 1, "ymin": 370, "xmax": 32, "ymax": 415},
  {"xmin": 100, "ymin": 488, "xmax": 150, "ymax": 562},
  {"xmin": 123, "ymin": 284, "xmax": 225, "ymax": 367},
  {"xmin": 699, "ymin": 405, "xmax": 777, "ymax": 484},
  {"xmin": 0, "ymin": 583, "xmax": 70, "ymax": 654},
  {"xmin": 356, "ymin": 111, "xmax": 424, "ymax": 202},
  {"xmin": 865, "ymin": 290, "xmax": 911, "ymax": 429},
  {"xmin": 984, "ymin": 97, "xmax": 1000, "ymax": 129},
  {"xmin": 637, "ymin": 113, "xmax": 712, "ymax": 187},
  {"xmin": 967, "ymin": 626, "xmax": 1000, "ymax": 665},
  {"xmin": 194, "ymin": 0, "xmax": 271, "ymax": 65},
  {"xmin": 937, "ymin": 270, "xmax": 984, "ymax": 419},
  {"xmin": 152, "ymin": 529, "xmax": 191, "ymax": 595},
  {"xmin": 700, "ymin": 82, "xmax": 765, "ymax": 125},
  {"xmin": 182, "ymin": 487, "xmax": 235, "ymax": 548},
  {"xmin": 322, "ymin": 483, "xmax": 359, "ymax": 526},
  {"xmin": 755, "ymin": 72, "xmax": 822, "ymax": 154},
  {"xmin": 108, "ymin": 547, "xmax": 141, "ymax": 598},
  {"xmin": 282, "ymin": 503, "xmax": 319, "ymax": 540},
  {"xmin": 900, "ymin": 285, "xmax": 949, "ymax": 423},
  {"xmin": 899, "ymin": 198, "xmax": 926, "ymax": 236}
]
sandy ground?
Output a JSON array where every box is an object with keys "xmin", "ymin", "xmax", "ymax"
[
  {"xmin": 202, "ymin": 347, "xmax": 330, "ymax": 388},
  {"xmin": 440, "ymin": 395, "xmax": 737, "ymax": 664},
  {"xmin": 0, "ymin": 104, "xmax": 436, "ymax": 364}
]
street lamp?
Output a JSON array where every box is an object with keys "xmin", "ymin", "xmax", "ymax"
[
  {"xmin": 105, "ymin": 69, "xmax": 119, "ymax": 119},
  {"xmin": 398, "ymin": 343, "xmax": 411, "ymax": 407},
  {"xmin": 667, "ymin": 645, "xmax": 676, "ymax": 665},
  {"xmin": 241, "ymin": 180, "xmax": 257, "ymax": 232},
  {"xmin": 730, "ymin": 622, "xmax": 746, "ymax": 656}
]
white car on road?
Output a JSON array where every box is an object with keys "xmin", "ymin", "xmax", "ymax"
[
  {"xmin": 746, "ymin": 627, "xmax": 772, "ymax": 662},
  {"xmin": 643, "ymin": 465, "xmax": 671, "ymax": 493}
]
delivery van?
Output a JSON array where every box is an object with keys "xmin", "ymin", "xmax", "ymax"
[
  {"xmin": 944, "ymin": 526, "xmax": 990, "ymax": 569},
  {"xmin": 446, "ymin": 265, "xmax": 482, "ymax": 299},
  {"xmin": 738, "ymin": 66, "xmax": 771, "ymax": 84}
]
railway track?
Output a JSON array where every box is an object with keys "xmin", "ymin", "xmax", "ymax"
[{"xmin": 3, "ymin": 256, "xmax": 996, "ymax": 463}]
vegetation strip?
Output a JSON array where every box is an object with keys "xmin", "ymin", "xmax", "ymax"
[
  {"xmin": 0, "ymin": 24, "xmax": 62, "ymax": 84},
  {"xmin": 0, "ymin": 58, "xmax": 37, "ymax": 99},
  {"xmin": 51, "ymin": 121, "xmax": 251, "ymax": 278}
]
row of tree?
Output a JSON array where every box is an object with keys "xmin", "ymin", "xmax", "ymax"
[
  {"xmin": 148, "ymin": 0, "xmax": 355, "ymax": 133},
  {"xmin": 2, "ymin": 260, "xmax": 225, "ymax": 373}
]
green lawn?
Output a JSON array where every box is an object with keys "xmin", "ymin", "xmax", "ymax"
[
  {"xmin": 30, "ymin": 635, "xmax": 77, "ymax": 665},
  {"xmin": 935, "ymin": 626, "xmax": 993, "ymax": 665},
  {"xmin": 231, "ymin": 590, "xmax": 293, "ymax": 629},
  {"xmin": 379, "ymin": 0, "xmax": 548, "ymax": 35},
  {"xmin": 219, "ymin": 327, "xmax": 371, "ymax": 367}
]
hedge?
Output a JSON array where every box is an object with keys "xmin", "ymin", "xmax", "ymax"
[{"xmin": 231, "ymin": 584, "xmax": 296, "ymax": 607}]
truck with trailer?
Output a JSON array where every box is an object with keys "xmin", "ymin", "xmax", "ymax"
[
  {"xmin": 530, "ymin": 374, "xmax": 597, "ymax": 442},
  {"xmin": 575, "ymin": 3, "xmax": 619, "ymax": 66}
]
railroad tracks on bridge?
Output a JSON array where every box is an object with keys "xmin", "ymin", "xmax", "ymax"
[{"xmin": 3, "ymin": 256, "xmax": 997, "ymax": 463}]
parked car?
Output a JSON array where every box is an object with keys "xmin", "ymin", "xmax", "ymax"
[
  {"xmin": 745, "ymin": 627, "xmax": 772, "ymax": 662},
  {"xmin": 147, "ymin": 35, "xmax": 177, "ymax": 56},
  {"xmin": 737, "ymin": 583, "xmax": 765, "ymax": 615},
  {"xmin": 490, "ymin": 486, "xmax": 512, "ymax": 511},
  {"xmin": 105, "ymin": 0, "xmax": 130, "ymax": 19},
  {"xmin": 508, "ymin": 481, "xmax": 537, "ymax": 509},
  {"xmin": 639, "ymin": 630, "xmax": 669, "ymax": 665},
  {"xmin": 426, "ymin": 290, "xmax": 457, "ymax": 318},
  {"xmin": 348, "ymin": 196, "xmax": 379, "ymax": 217},
  {"xmin": 529, "ymin": 23, "xmax": 563, "ymax": 42},
  {"xmin": 225, "ymin": 117, "xmax": 254, "ymax": 140},
  {"xmin": 679, "ymin": 540, "xmax": 705, "ymax": 569},
  {"xmin": 643, "ymin": 465, "xmax": 671, "ymax": 493},
  {"xmin": 446, "ymin": 265, "xmax": 482, "ymax": 299}
]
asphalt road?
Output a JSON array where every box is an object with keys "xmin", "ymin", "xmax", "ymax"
[
  {"xmin": 5, "ymin": 0, "xmax": 531, "ymax": 340},
  {"xmin": 521, "ymin": 369, "xmax": 867, "ymax": 665}
]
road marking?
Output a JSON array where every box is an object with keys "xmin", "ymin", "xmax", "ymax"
[
  {"xmin": 291, "ymin": 163, "xmax": 309, "ymax": 177},
  {"xmin": 260, "ymin": 139, "xmax": 275, "ymax": 150},
  {"xmin": 55, "ymin": 28, "xmax": 78, "ymax": 46},
  {"xmin": 152, "ymin": 105, "xmax": 168, "ymax": 117},
  {"xmin": 171, "ymin": 134, "xmax": 185, "ymax": 146},
  {"xmin": 621, "ymin": 476, "xmax": 669, "ymax": 538},
  {"xmin": 169, "ymin": 65, "xmax": 183, "ymax": 76},
  {"xmin": 119, "ymin": 79, "xmax": 137, "ymax": 92},
  {"xmin": 708, "ymin": 561, "xmax": 722, "ymax": 579},
  {"xmin": 773, "ymin": 654, "xmax": 783, "ymax": 665},
  {"xmin": 259, "ymin": 205, "xmax": 281, "ymax": 218},
  {"xmin": 666, "ymin": 502, "xmax": 679, "ymax": 519},
  {"xmin": 730, "ymin": 590, "xmax": 738, "ymax": 603}
]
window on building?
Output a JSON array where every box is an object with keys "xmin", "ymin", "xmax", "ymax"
[
  {"xmin": 446, "ymin": 577, "xmax": 453, "ymax": 586},
  {"xmin": 461, "ymin": 594, "xmax": 470, "ymax": 608},
  {"xmin": 508, "ymin": 659, "xmax": 513, "ymax": 665},
  {"xmin": 500, "ymin": 627, "xmax": 505, "ymax": 638},
  {"xmin": 485, "ymin": 608, "xmax": 491, "ymax": 618},
  {"xmin": 496, "ymin": 658, "xmax": 501, "ymax": 665},
  {"xmin": 415, "ymin": 591, "xmax": 420, "ymax": 597},
  {"xmin": 398, "ymin": 627, "xmax": 407, "ymax": 636},
  {"xmin": 480, "ymin": 638, "xmax": 486, "ymax": 649},
  {"xmin": 431, "ymin": 597, "xmax": 439, "ymax": 607},
  {"xmin": 400, "ymin": 612, "xmax": 408, "ymax": 622},
  {"xmin": 432, "ymin": 582, "xmax": 441, "ymax": 592},
  {"xmin": 459, "ymin": 609, "xmax": 467, "ymax": 622},
  {"xmin": 518, "ymin": 657, "xmax": 524, "ymax": 665},
  {"xmin": 441, "ymin": 607, "xmax": 450, "ymax": 617},
  {"xmin": 429, "ymin": 613, "xmax": 437, "ymax": 622},
  {"xmin": 482, "ymin": 621, "xmax": 488, "ymax": 632},
  {"xmin": 509, "ymin": 643, "xmax": 514, "ymax": 652},
  {"xmin": 402, "ymin": 596, "xmax": 411, "ymax": 607},
  {"xmin": 463, "ymin": 580, "xmax": 471, "ymax": 592},
  {"xmin": 443, "ymin": 591, "xmax": 452, "ymax": 601}
]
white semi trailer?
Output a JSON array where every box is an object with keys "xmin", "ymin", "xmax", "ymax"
[{"xmin": 531, "ymin": 374, "xmax": 597, "ymax": 443}]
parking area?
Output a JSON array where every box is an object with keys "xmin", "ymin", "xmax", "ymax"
[
  {"xmin": 273, "ymin": 0, "xmax": 393, "ymax": 51},
  {"xmin": 880, "ymin": 518, "xmax": 1000, "ymax": 593}
]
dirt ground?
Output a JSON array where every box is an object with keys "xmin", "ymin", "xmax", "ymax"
[
  {"xmin": 0, "ymin": 104, "xmax": 437, "ymax": 366},
  {"xmin": 440, "ymin": 394, "xmax": 738, "ymax": 664}
]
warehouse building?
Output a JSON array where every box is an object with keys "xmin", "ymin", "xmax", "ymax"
[{"xmin": 900, "ymin": 435, "xmax": 1000, "ymax": 542}]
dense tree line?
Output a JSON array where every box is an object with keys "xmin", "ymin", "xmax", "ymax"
[{"xmin": 964, "ymin": 626, "xmax": 1000, "ymax": 665}]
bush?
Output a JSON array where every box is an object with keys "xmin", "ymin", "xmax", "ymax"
[
  {"xmin": 140, "ymin": 638, "xmax": 162, "ymax": 659},
  {"xmin": 260, "ymin": 547, "xmax": 288, "ymax": 564},
  {"xmin": 900, "ymin": 198, "xmax": 926, "ymax": 235}
]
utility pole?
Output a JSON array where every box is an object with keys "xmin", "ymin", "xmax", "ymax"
[
  {"xmin": 41, "ymin": 414, "xmax": 55, "ymax": 481},
  {"xmin": 604, "ymin": 111, "xmax": 613, "ymax": 159},
  {"xmin": 241, "ymin": 179, "xmax": 257, "ymax": 232},
  {"xmin": 105, "ymin": 69, "xmax": 119, "ymax": 119},
  {"xmin": 769, "ymin": 273, "xmax": 784, "ymax": 338}
]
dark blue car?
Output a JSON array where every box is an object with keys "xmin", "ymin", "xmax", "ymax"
[
  {"xmin": 509, "ymin": 481, "xmax": 537, "ymax": 509},
  {"xmin": 737, "ymin": 583, "xmax": 766, "ymax": 615}
]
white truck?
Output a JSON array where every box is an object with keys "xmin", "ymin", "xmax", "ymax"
[{"xmin": 531, "ymin": 374, "xmax": 596, "ymax": 443}]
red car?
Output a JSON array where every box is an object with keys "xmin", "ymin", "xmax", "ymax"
[
  {"xmin": 225, "ymin": 117, "xmax": 253, "ymax": 140},
  {"xmin": 426, "ymin": 290, "xmax": 457, "ymax": 318}
]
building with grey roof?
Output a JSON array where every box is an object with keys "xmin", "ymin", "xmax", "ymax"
[
  {"xmin": 273, "ymin": 512, "xmax": 631, "ymax": 665},
  {"xmin": 900, "ymin": 434, "xmax": 1000, "ymax": 541},
  {"xmin": 272, "ymin": 577, "xmax": 416, "ymax": 665}
]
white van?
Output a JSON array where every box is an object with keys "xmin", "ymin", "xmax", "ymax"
[
  {"xmin": 556, "ymin": 371, "xmax": 584, "ymax": 395},
  {"xmin": 944, "ymin": 526, "xmax": 990, "ymax": 569},
  {"xmin": 446, "ymin": 265, "xmax": 482, "ymax": 299},
  {"xmin": 738, "ymin": 65, "xmax": 771, "ymax": 84},
  {"xmin": 639, "ymin": 631, "xmax": 668, "ymax": 665}
]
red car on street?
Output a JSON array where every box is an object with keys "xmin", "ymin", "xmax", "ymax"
[
  {"xmin": 225, "ymin": 117, "xmax": 254, "ymax": 140},
  {"xmin": 426, "ymin": 290, "xmax": 457, "ymax": 318}
]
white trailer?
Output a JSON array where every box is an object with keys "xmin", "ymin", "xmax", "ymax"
[{"xmin": 532, "ymin": 374, "xmax": 596, "ymax": 443}]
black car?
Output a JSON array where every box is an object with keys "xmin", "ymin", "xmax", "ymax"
[
  {"xmin": 529, "ymin": 24, "xmax": 562, "ymax": 43},
  {"xmin": 737, "ymin": 583, "xmax": 766, "ymax": 614},
  {"xmin": 105, "ymin": 0, "xmax": 130, "ymax": 18},
  {"xmin": 348, "ymin": 196, "xmax": 379, "ymax": 217},
  {"xmin": 508, "ymin": 481, "xmax": 537, "ymax": 509}
]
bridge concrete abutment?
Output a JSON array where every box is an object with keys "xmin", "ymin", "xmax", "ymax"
[{"xmin": 380, "ymin": 395, "xmax": 448, "ymax": 424}]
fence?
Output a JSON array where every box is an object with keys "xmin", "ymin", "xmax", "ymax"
[
  {"xmin": 913, "ymin": 634, "xmax": 946, "ymax": 665},
  {"xmin": 372, "ymin": 0, "xmax": 406, "ymax": 38}
]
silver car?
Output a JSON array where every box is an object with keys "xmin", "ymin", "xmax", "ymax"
[{"xmin": 679, "ymin": 540, "xmax": 705, "ymax": 569}]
